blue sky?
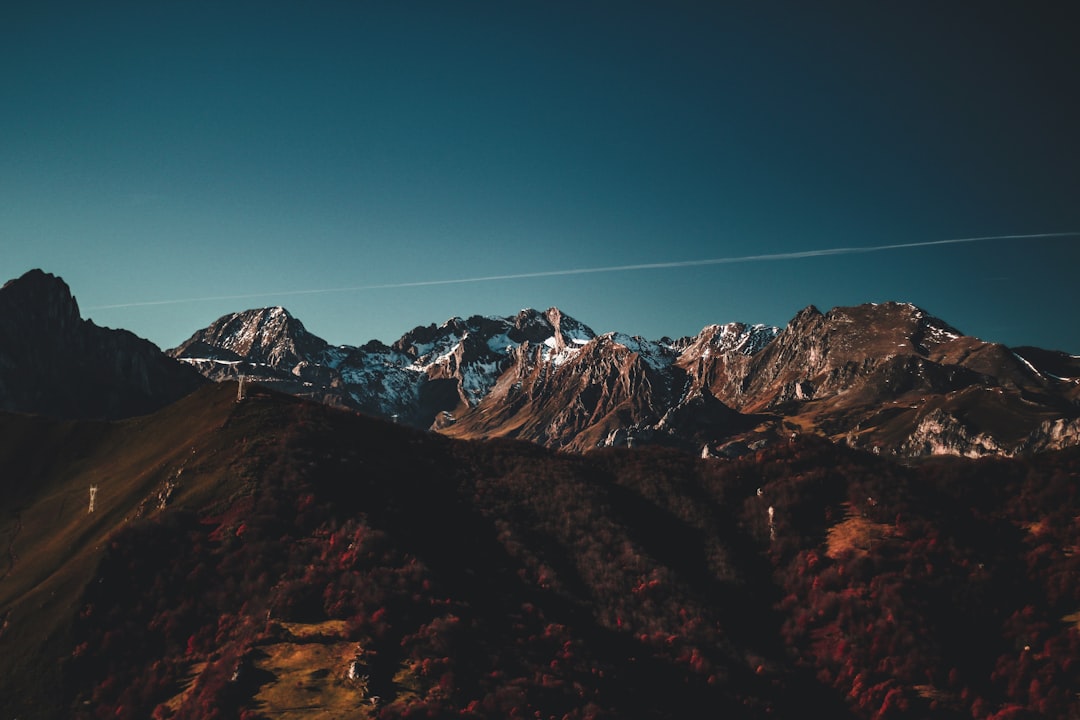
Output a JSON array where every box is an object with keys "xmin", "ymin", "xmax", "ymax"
[{"xmin": 4, "ymin": 2, "xmax": 1079, "ymax": 352}]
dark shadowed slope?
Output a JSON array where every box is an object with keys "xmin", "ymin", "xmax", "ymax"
[{"xmin": 1, "ymin": 381, "xmax": 1078, "ymax": 719}]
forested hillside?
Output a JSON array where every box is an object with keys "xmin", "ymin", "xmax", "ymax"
[{"xmin": 1, "ymin": 384, "xmax": 1077, "ymax": 718}]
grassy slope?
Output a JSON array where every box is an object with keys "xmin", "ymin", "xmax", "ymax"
[{"xmin": 0, "ymin": 383, "xmax": 250, "ymax": 716}]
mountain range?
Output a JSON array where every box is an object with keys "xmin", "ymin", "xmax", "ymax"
[
  {"xmin": 168, "ymin": 288, "xmax": 1080, "ymax": 459},
  {"xmin": 2, "ymin": 269, "xmax": 1079, "ymax": 719},
  {"xmin": 1, "ymin": 268, "xmax": 1077, "ymax": 458}
]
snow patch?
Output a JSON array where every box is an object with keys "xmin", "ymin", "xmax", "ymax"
[
  {"xmin": 544, "ymin": 342, "xmax": 583, "ymax": 367},
  {"xmin": 607, "ymin": 332, "xmax": 675, "ymax": 371},
  {"xmin": 1012, "ymin": 352, "xmax": 1043, "ymax": 378},
  {"xmin": 486, "ymin": 332, "xmax": 520, "ymax": 355},
  {"xmin": 459, "ymin": 360, "xmax": 503, "ymax": 403}
]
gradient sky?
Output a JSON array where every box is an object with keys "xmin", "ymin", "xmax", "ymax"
[{"xmin": 4, "ymin": 2, "xmax": 1079, "ymax": 353}]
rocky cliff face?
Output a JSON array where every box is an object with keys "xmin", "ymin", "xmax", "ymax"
[
  {"xmin": 1023, "ymin": 417, "xmax": 1080, "ymax": 453},
  {"xmin": 441, "ymin": 331, "xmax": 681, "ymax": 450},
  {"xmin": 171, "ymin": 298, "xmax": 1080, "ymax": 459},
  {"xmin": 0, "ymin": 270, "xmax": 206, "ymax": 420}
]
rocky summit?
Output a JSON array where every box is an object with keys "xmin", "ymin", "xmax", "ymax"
[{"xmin": 0, "ymin": 270, "xmax": 206, "ymax": 420}]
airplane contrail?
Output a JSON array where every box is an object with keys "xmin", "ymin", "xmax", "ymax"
[{"xmin": 85, "ymin": 231, "xmax": 1079, "ymax": 310}]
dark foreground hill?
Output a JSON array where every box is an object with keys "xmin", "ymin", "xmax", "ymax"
[{"xmin": 1, "ymin": 382, "xmax": 1078, "ymax": 719}]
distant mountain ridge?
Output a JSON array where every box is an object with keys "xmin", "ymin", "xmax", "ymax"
[
  {"xmin": 171, "ymin": 306, "xmax": 601, "ymax": 427},
  {"xmin": 1, "ymin": 268, "xmax": 1076, "ymax": 456},
  {"xmin": 0, "ymin": 270, "xmax": 206, "ymax": 419},
  {"xmin": 170, "ymin": 297, "xmax": 1080, "ymax": 458}
]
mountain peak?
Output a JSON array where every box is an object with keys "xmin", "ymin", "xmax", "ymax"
[
  {"xmin": 3, "ymin": 267, "xmax": 67, "ymax": 291},
  {"xmin": 687, "ymin": 322, "xmax": 780, "ymax": 357},
  {"xmin": 172, "ymin": 306, "xmax": 328, "ymax": 367},
  {"xmin": 1, "ymin": 268, "xmax": 82, "ymax": 331},
  {"xmin": 0, "ymin": 271, "xmax": 205, "ymax": 419},
  {"xmin": 819, "ymin": 301, "xmax": 965, "ymax": 354}
]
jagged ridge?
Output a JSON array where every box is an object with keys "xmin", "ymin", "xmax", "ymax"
[
  {"xmin": 171, "ymin": 298, "xmax": 1080, "ymax": 458},
  {"xmin": 3, "ymin": 269, "xmax": 1073, "ymax": 457}
]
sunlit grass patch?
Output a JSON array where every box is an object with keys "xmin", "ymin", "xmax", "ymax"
[
  {"xmin": 157, "ymin": 661, "xmax": 208, "ymax": 716},
  {"xmin": 251, "ymin": 620, "xmax": 375, "ymax": 719},
  {"xmin": 826, "ymin": 511, "xmax": 892, "ymax": 560}
]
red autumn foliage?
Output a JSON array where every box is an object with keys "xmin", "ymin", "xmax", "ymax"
[{"xmin": 57, "ymin": 399, "xmax": 1080, "ymax": 719}]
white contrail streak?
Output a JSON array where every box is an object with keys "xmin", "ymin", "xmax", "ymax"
[{"xmin": 85, "ymin": 232, "xmax": 1079, "ymax": 310}]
